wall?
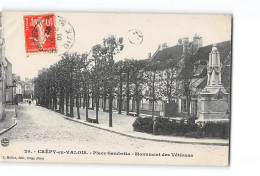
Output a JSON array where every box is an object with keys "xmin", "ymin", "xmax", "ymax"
[
  {"xmin": 0, "ymin": 12, "xmax": 5, "ymax": 120},
  {"xmin": 6, "ymin": 60, "xmax": 13, "ymax": 103}
]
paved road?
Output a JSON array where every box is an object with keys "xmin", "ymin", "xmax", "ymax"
[{"xmin": 1, "ymin": 103, "xmax": 229, "ymax": 165}]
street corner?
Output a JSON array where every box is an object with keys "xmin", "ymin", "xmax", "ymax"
[{"xmin": 0, "ymin": 118, "xmax": 18, "ymax": 135}]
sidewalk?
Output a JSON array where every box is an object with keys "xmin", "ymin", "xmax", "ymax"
[
  {"xmin": 0, "ymin": 105, "xmax": 17, "ymax": 135},
  {"xmin": 58, "ymin": 106, "xmax": 229, "ymax": 146}
]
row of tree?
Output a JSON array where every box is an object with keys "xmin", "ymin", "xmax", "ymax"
[{"xmin": 34, "ymin": 35, "xmax": 191, "ymax": 127}]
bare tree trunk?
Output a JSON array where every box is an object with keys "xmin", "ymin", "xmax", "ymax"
[
  {"xmin": 95, "ymin": 96, "xmax": 99, "ymax": 123},
  {"xmin": 79, "ymin": 93, "xmax": 82, "ymax": 108},
  {"xmin": 59, "ymin": 90, "xmax": 62, "ymax": 113},
  {"xmin": 60, "ymin": 88, "xmax": 64, "ymax": 114},
  {"xmin": 118, "ymin": 74, "xmax": 122, "ymax": 114},
  {"xmin": 61, "ymin": 95, "xmax": 64, "ymax": 114},
  {"xmin": 91, "ymin": 92, "xmax": 95, "ymax": 109},
  {"xmin": 49, "ymin": 97, "xmax": 52, "ymax": 109},
  {"xmin": 86, "ymin": 92, "xmax": 89, "ymax": 121},
  {"xmin": 76, "ymin": 93, "xmax": 80, "ymax": 119},
  {"xmin": 52, "ymin": 96, "xmax": 55, "ymax": 110},
  {"xmin": 187, "ymin": 95, "xmax": 191, "ymax": 117},
  {"xmin": 83, "ymin": 93, "xmax": 86, "ymax": 109},
  {"xmin": 135, "ymin": 83, "xmax": 140, "ymax": 117},
  {"xmin": 109, "ymin": 91, "xmax": 113, "ymax": 127},
  {"xmin": 70, "ymin": 94, "xmax": 74, "ymax": 117},
  {"xmin": 65, "ymin": 91, "xmax": 69, "ymax": 115},
  {"xmin": 126, "ymin": 72, "xmax": 130, "ymax": 115},
  {"xmin": 136, "ymin": 100, "xmax": 140, "ymax": 117},
  {"xmin": 152, "ymin": 71, "xmax": 156, "ymax": 118},
  {"xmin": 69, "ymin": 65, "xmax": 74, "ymax": 116},
  {"xmin": 44, "ymin": 97, "xmax": 47, "ymax": 107},
  {"xmin": 87, "ymin": 93, "xmax": 90, "ymax": 108},
  {"xmin": 103, "ymin": 95, "xmax": 107, "ymax": 112},
  {"xmin": 152, "ymin": 98, "xmax": 155, "ymax": 118},
  {"xmin": 54, "ymin": 95, "xmax": 58, "ymax": 111},
  {"xmin": 168, "ymin": 86, "xmax": 172, "ymax": 104}
]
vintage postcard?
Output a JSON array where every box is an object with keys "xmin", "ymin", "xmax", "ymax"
[{"xmin": 0, "ymin": 12, "xmax": 232, "ymax": 166}]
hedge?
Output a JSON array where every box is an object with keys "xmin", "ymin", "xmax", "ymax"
[
  {"xmin": 132, "ymin": 117, "xmax": 230, "ymax": 139},
  {"xmin": 132, "ymin": 117, "xmax": 153, "ymax": 133},
  {"xmin": 202, "ymin": 122, "xmax": 230, "ymax": 139}
]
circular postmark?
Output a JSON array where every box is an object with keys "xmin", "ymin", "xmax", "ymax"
[
  {"xmin": 55, "ymin": 16, "xmax": 75, "ymax": 54},
  {"xmin": 127, "ymin": 29, "xmax": 143, "ymax": 45},
  {"xmin": 31, "ymin": 14, "xmax": 56, "ymax": 52},
  {"xmin": 1, "ymin": 138, "xmax": 9, "ymax": 147}
]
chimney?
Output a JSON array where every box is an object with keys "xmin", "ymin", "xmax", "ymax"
[
  {"xmin": 148, "ymin": 52, "xmax": 151, "ymax": 59},
  {"xmin": 183, "ymin": 37, "xmax": 189, "ymax": 54},
  {"xmin": 192, "ymin": 34, "xmax": 203, "ymax": 53},
  {"xmin": 158, "ymin": 43, "xmax": 168, "ymax": 51},
  {"xmin": 178, "ymin": 38, "xmax": 182, "ymax": 45}
]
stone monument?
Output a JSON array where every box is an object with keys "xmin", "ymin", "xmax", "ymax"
[{"xmin": 196, "ymin": 44, "xmax": 230, "ymax": 123}]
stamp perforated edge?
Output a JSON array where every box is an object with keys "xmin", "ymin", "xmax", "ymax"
[{"xmin": 23, "ymin": 13, "xmax": 58, "ymax": 56}]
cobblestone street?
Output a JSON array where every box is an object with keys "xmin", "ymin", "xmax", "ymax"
[{"xmin": 1, "ymin": 103, "xmax": 229, "ymax": 165}]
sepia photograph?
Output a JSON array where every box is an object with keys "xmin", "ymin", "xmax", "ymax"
[{"xmin": 0, "ymin": 12, "xmax": 232, "ymax": 166}]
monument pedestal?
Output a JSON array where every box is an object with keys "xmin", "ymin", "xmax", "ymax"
[{"xmin": 196, "ymin": 86, "xmax": 229, "ymax": 123}]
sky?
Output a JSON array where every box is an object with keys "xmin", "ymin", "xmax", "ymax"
[{"xmin": 2, "ymin": 12, "xmax": 231, "ymax": 80}]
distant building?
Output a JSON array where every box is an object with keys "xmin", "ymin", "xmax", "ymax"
[
  {"xmin": 16, "ymin": 75, "xmax": 21, "ymax": 81},
  {"xmin": 24, "ymin": 77, "xmax": 34, "ymax": 100},
  {"xmin": 12, "ymin": 74, "xmax": 24, "ymax": 103}
]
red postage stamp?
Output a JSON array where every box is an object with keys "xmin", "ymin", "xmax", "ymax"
[{"xmin": 23, "ymin": 14, "xmax": 56, "ymax": 53}]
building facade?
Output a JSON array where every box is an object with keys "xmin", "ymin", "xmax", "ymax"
[
  {"xmin": 5, "ymin": 58, "xmax": 13, "ymax": 103},
  {"xmin": 12, "ymin": 74, "xmax": 24, "ymax": 103},
  {"xmin": 24, "ymin": 77, "xmax": 34, "ymax": 100},
  {"xmin": 0, "ymin": 12, "xmax": 6, "ymax": 120}
]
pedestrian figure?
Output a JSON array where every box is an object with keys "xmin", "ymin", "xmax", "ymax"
[{"xmin": 29, "ymin": 100, "xmax": 31, "ymax": 106}]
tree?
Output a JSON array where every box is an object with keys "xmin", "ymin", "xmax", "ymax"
[
  {"xmin": 178, "ymin": 52, "xmax": 203, "ymax": 117},
  {"xmin": 61, "ymin": 53, "xmax": 77, "ymax": 117},
  {"xmin": 101, "ymin": 35, "xmax": 124, "ymax": 127},
  {"xmin": 114, "ymin": 60, "xmax": 124, "ymax": 114},
  {"xmin": 49, "ymin": 65, "xmax": 58, "ymax": 111},
  {"xmin": 99, "ymin": 56, "xmax": 109, "ymax": 112},
  {"xmin": 129, "ymin": 59, "xmax": 148, "ymax": 117},
  {"xmin": 62, "ymin": 55, "xmax": 72, "ymax": 116},
  {"xmin": 56, "ymin": 59, "xmax": 67, "ymax": 114},
  {"xmin": 160, "ymin": 59, "xmax": 179, "ymax": 103},
  {"xmin": 123, "ymin": 59, "xmax": 134, "ymax": 115},
  {"xmin": 81, "ymin": 53, "xmax": 93, "ymax": 121},
  {"xmin": 34, "ymin": 72, "xmax": 46, "ymax": 106},
  {"xmin": 144, "ymin": 61, "xmax": 163, "ymax": 118},
  {"xmin": 34, "ymin": 34, "xmax": 126, "ymax": 128},
  {"xmin": 73, "ymin": 53, "xmax": 84, "ymax": 119},
  {"xmin": 92, "ymin": 44, "xmax": 103, "ymax": 123}
]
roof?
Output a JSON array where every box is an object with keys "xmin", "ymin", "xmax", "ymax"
[
  {"xmin": 197, "ymin": 77, "xmax": 207, "ymax": 89},
  {"xmin": 145, "ymin": 40, "xmax": 231, "ymax": 92},
  {"xmin": 149, "ymin": 44, "xmax": 183, "ymax": 64},
  {"xmin": 149, "ymin": 40, "xmax": 231, "ymax": 65},
  {"xmin": 191, "ymin": 40, "xmax": 231, "ymax": 63},
  {"xmin": 151, "ymin": 40, "xmax": 231, "ymax": 92}
]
